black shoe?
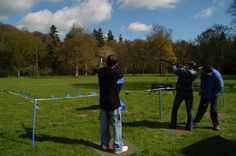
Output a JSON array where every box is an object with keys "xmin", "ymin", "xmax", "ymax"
[
  {"xmin": 169, "ymin": 124, "xmax": 177, "ymax": 129},
  {"xmin": 185, "ymin": 127, "xmax": 193, "ymax": 131}
]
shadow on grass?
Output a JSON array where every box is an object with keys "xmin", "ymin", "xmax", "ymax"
[
  {"xmin": 20, "ymin": 125, "xmax": 102, "ymax": 150},
  {"xmin": 122, "ymin": 120, "xmax": 225, "ymax": 131},
  {"xmin": 0, "ymin": 132, "xmax": 5, "ymax": 137},
  {"xmin": 72, "ymin": 82, "xmax": 154, "ymax": 91},
  {"xmin": 71, "ymin": 81, "xmax": 236, "ymax": 93},
  {"xmin": 181, "ymin": 136, "xmax": 236, "ymax": 156},
  {"xmin": 194, "ymin": 126, "xmax": 214, "ymax": 130},
  {"xmin": 75, "ymin": 104, "xmax": 99, "ymax": 111},
  {"xmin": 122, "ymin": 120, "xmax": 174, "ymax": 129},
  {"xmin": 71, "ymin": 83, "xmax": 99, "ymax": 90}
]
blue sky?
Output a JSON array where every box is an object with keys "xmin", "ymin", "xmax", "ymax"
[{"xmin": 0, "ymin": 0, "xmax": 232, "ymax": 41}]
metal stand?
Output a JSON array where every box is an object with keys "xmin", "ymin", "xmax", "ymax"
[
  {"xmin": 32, "ymin": 99, "xmax": 37, "ymax": 147},
  {"xmin": 222, "ymin": 91, "xmax": 225, "ymax": 107},
  {"xmin": 159, "ymin": 90, "xmax": 162, "ymax": 121}
]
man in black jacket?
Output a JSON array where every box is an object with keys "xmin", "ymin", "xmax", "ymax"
[
  {"xmin": 169, "ymin": 62, "xmax": 198, "ymax": 131},
  {"xmin": 98, "ymin": 54, "xmax": 128, "ymax": 154}
]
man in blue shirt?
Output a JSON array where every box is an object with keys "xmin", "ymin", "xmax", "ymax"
[
  {"xmin": 169, "ymin": 62, "xmax": 198, "ymax": 131},
  {"xmin": 194, "ymin": 65, "xmax": 224, "ymax": 131}
]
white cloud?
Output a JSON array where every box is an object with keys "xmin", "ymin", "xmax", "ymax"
[
  {"xmin": 18, "ymin": 0, "xmax": 112, "ymax": 37},
  {"xmin": 193, "ymin": 0, "xmax": 225, "ymax": 20},
  {"xmin": 119, "ymin": 0, "xmax": 181, "ymax": 10},
  {"xmin": 42, "ymin": 0, "xmax": 65, "ymax": 2},
  {"xmin": 127, "ymin": 22, "xmax": 152, "ymax": 32},
  {"xmin": 212, "ymin": 0, "xmax": 224, "ymax": 5},
  {"xmin": 212, "ymin": 0, "xmax": 225, "ymax": 8},
  {"xmin": 194, "ymin": 7, "xmax": 215, "ymax": 19},
  {"xmin": 0, "ymin": 0, "xmax": 79, "ymax": 19},
  {"xmin": 78, "ymin": 0, "xmax": 112, "ymax": 24},
  {"xmin": 18, "ymin": 9, "xmax": 54, "ymax": 33},
  {"xmin": 0, "ymin": 0, "xmax": 35, "ymax": 19}
]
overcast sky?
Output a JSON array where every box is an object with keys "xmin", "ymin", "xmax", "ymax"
[{"xmin": 0, "ymin": 0, "xmax": 232, "ymax": 41}]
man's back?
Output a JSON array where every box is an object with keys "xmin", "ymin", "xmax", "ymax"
[
  {"xmin": 98, "ymin": 66, "xmax": 122, "ymax": 110},
  {"xmin": 200, "ymin": 69, "xmax": 224, "ymax": 98},
  {"xmin": 172, "ymin": 66, "xmax": 197, "ymax": 92}
]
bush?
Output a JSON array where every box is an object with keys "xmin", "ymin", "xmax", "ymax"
[{"xmin": 0, "ymin": 69, "xmax": 8, "ymax": 77}]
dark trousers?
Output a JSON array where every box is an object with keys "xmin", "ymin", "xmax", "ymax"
[
  {"xmin": 171, "ymin": 91, "xmax": 194, "ymax": 129},
  {"xmin": 194, "ymin": 94, "xmax": 219, "ymax": 126}
]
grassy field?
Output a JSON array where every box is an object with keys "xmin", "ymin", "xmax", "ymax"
[{"xmin": 0, "ymin": 75, "xmax": 236, "ymax": 156}]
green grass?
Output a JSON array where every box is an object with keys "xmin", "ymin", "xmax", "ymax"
[{"xmin": 0, "ymin": 75, "xmax": 236, "ymax": 156}]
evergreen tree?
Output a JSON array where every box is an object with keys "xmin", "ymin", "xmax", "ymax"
[
  {"xmin": 227, "ymin": 0, "xmax": 236, "ymax": 32},
  {"xmin": 107, "ymin": 30, "xmax": 114, "ymax": 41},
  {"xmin": 119, "ymin": 34, "xmax": 123, "ymax": 43},
  {"xmin": 47, "ymin": 25, "xmax": 61, "ymax": 75},
  {"xmin": 92, "ymin": 28, "xmax": 97, "ymax": 37},
  {"xmin": 49, "ymin": 25, "xmax": 60, "ymax": 46},
  {"xmin": 93, "ymin": 27, "xmax": 104, "ymax": 47}
]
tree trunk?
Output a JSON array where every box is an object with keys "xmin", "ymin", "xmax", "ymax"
[
  {"xmin": 17, "ymin": 70, "xmax": 20, "ymax": 77},
  {"xmin": 75, "ymin": 63, "xmax": 79, "ymax": 77},
  {"xmin": 125, "ymin": 59, "xmax": 128, "ymax": 74},
  {"xmin": 142, "ymin": 62, "xmax": 145, "ymax": 74},
  {"xmin": 75, "ymin": 55, "xmax": 79, "ymax": 77},
  {"xmin": 155, "ymin": 61, "xmax": 159, "ymax": 74},
  {"xmin": 132, "ymin": 59, "xmax": 135, "ymax": 75},
  {"xmin": 85, "ymin": 63, "xmax": 88, "ymax": 76}
]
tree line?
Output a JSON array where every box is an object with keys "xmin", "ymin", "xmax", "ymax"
[{"xmin": 0, "ymin": 22, "xmax": 235, "ymax": 77}]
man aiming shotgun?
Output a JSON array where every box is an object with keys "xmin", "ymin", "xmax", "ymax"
[{"xmin": 169, "ymin": 61, "xmax": 198, "ymax": 131}]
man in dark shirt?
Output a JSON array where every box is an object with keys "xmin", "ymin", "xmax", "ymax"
[
  {"xmin": 98, "ymin": 54, "xmax": 128, "ymax": 154},
  {"xmin": 169, "ymin": 62, "xmax": 198, "ymax": 131}
]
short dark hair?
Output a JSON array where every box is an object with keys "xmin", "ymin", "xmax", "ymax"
[
  {"xmin": 189, "ymin": 61, "xmax": 196, "ymax": 69},
  {"xmin": 106, "ymin": 54, "xmax": 117, "ymax": 67},
  {"xmin": 202, "ymin": 64, "xmax": 213, "ymax": 73}
]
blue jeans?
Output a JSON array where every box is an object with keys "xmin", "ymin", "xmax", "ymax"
[
  {"xmin": 171, "ymin": 91, "xmax": 194, "ymax": 130},
  {"xmin": 100, "ymin": 107, "xmax": 123, "ymax": 152}
]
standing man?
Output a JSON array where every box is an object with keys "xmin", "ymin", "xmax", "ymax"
[
  {"xmin": 98, "ymin": 54, "xmax": 128, "ymax": 154},
  {"xmin": 194, "ymin": 65, "xmax": 224, "ymax": 130},
  {"xmin": 169, "ymin": 62, "xmax": 198, "ymax": 131}
]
